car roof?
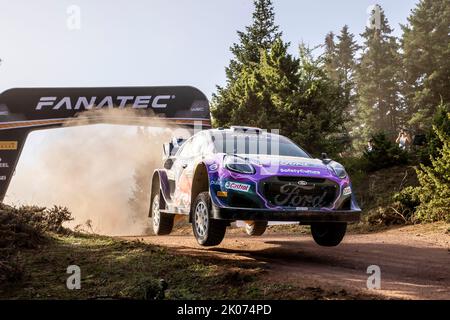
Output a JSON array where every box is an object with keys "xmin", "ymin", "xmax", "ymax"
[{"xmin": 202, "ymin": 127, "xmax": 280, "ymax": 138}]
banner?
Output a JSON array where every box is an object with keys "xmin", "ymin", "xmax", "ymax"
[{"xmin": 0, "ymin": 86, "xmax": 211, "ymax": 202}]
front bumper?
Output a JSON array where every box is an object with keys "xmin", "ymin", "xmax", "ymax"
[{"xmin": 211, "ymin": 206, "xmax": 361, "ymax": 223}]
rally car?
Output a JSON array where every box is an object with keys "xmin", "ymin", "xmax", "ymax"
[{"xmin": 150, "ymin": 126, "xmax": 361, "ymax": 247}]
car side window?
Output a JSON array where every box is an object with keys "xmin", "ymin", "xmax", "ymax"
[
  {"xmin": 189, "ymin": 134, "xmax": 205, "ymax": 157},
  {"xmin": 201, "ymin": 134, "xmax": 215, "ymax": 155},
  {"xmin": 177, "ymin": 133, "xmax": 210, "ymax": 158},
  {"xmin": 178, "ymin": 138, "xmax": 193, "ymax": 158}
]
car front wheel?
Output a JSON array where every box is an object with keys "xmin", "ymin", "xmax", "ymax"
[
  {"xmin": 192, "ymin": 192, "xmax": 227, "ymax": 246},
  {"xmin": 311, "ymin": 222, "xmax": 347, "ymax": 247}
]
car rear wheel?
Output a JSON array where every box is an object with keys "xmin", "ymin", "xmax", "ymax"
[
  {"xmin": 151, "ymin": 193, "xmax": 174, "ymax": 235},
  {"xmin": 244, "ymin": 221, "xmax": 268, "ymax": 236},
  {"xmin": 192, "ymin": 192, "xmax": 226, "ymax": 246},
  {"xmin": 311, "ymin": 222, "xmax": 347, "ymax": 247}
]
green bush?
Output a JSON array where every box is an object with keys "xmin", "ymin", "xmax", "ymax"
[
  {"xmin": 393, "ymin": 186, "xmax": 420, "ymax": 212},
  {"xmin": 0, "ymin": 204, "xmax": 73, "ymax": 283},
  {"xmin": 395, "ymin": 114, "xmax": 450, "ymax": 222},
  {"xmin": 417, "ymin": 103, "xmax": 450, "ymax": 165},
  {"xmin": 367, "ymin": 204, "xmax": 414, "ymax": 226},
  {"xmin": 362, "ymin": 132, "xmax": 409, "ymax": 172}
]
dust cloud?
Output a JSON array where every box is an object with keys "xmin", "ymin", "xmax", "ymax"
[{"xmin": 6, "ymin": 109, "xmax": 191, "ymax": 236}]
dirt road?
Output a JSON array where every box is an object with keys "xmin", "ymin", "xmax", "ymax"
[{"xmin": 129, "ymin": 224, "xmax": 450, "ymax": 300}]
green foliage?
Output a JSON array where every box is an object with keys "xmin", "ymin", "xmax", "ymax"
[
  {"xmin": 324, "ymin": 25, "xmax": 359, "ymax": 119},
  {"xmin": 396, "ymin": 114, "xmax": 450, "ymax": 222},
  {"xmin": 323, "ymin": 31, "xmax": 338, "ymax": 82},
  {"xmin": 226, "ymin": 0, "xmax": 281, "ymax": 82},
  {"xmin": 402, "ymin": 0, "xmax": 450, "ymax": 128},
  {"xmin": 211, "ymin": 0, "xmax": 349, "ymax": 156},
  {"xmin": 0, "ymin": 204, "xmax": 73, "ymax": 283},
  {"xmin": 417, "ymin": 103, "xmax": 450, "ymax": 164},
  {"xmin": 212, "ymin": 39, "xmax": 349, "ymax": 157},
  {"xmin": 362, "ymin": 132, "xmax": 409, "ymax": 171},
  {"xmin": 292, "ymin": 46, "xmax": 349, "ymax": 156},
  {"xmin": 0, "ymin": 204, "xmax": 73, "ymax": 241},
  {"xmin": 393, "ymin": 186, "xmax": 421, "ymax": 211},
  {"xmin": 354, "ymin": 5, "xmax": 403, "ymax": 149}
]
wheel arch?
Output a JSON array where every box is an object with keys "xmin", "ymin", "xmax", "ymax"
[
  {"xmin": 189, "ymin": 163, "xmax": 210, "ymax": 221},
  {"xmin": 150, "ymin": 170, "xmax": 170, "ymax": 217}
]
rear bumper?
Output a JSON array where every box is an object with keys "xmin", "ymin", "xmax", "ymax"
[{"xmin": 211, "ymin": 206, "xmax": 361, "ymax": 223}]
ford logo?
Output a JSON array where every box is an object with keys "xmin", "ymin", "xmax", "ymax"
[{"xmin": 297, "ymin": 180, "xmax": 308, "ymax": 186}]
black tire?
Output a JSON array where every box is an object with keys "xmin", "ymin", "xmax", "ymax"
[
  {"xmin": 192, "ymin": 192, "xmax": 226, "ymax": 246},
  {"xmin": 151, "ymin": 193, "xmax": 174, "ymax": 235},
  {"xmin": 245, "ymin": 221, "xmax": 268, "ymax": 236},
  {"xmin": 311, "ymin": 222, "xmax": 347, "ymax": 247}
]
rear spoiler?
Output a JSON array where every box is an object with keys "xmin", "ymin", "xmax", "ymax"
[{"xmin": 0, "ymin": 86, "xmax": 211, "ymax": 202}]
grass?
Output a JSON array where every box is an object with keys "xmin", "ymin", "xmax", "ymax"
[
  {"xmin": 0, "ymin": 165, "xmax": 428, "ymax": 300},
  {"xmin": 0, "ymin": 233, "xmax": 258, "ymax": 299},
  {"xmin": 2, "ymin": 231, "xmax": 368, "ymax": 300}
]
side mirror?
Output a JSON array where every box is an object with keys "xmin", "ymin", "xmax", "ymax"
[
  {"xmin": 163, "ymin": 158, "xmax": 174, "ymax": 170},
  {"xmin": 321, "ymin": 153, "xmax": 332, "ymax": 164}
]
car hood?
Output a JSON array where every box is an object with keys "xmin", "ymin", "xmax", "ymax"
[{"xmin": 229, "ymin": 153, "xmax": 334, "ymax": 177}]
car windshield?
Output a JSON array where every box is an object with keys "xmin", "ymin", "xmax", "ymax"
[{"xmin": 210, "ymin": 132, "xmax": 310, "ymax": 158}]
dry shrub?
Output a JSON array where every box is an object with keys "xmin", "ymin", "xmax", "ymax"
[{"xmin": 0, "ymin": 204, "xmax": 73, "ymax": 283}]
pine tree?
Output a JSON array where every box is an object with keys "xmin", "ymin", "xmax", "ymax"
[
  {"xmin": 212, "ymin": 0, "xmax": 281, "ymax": 126},
  {"xmin": 355, "ymin": 5, "xmax": 402, "ymax": 149},
  {"xmin": 213, "ymin": 38, "xmax": 298, "ymax": 129},
  {"xmin": 335, "ymin": 25, "xmax": 359, "ymax": 118},
  {"xmin": 212, "ymin": 1, "xmax": 349, "ymax": 156},
  {"xmin": 292, "ymin": 45, "xmax": 349, "ymax": 155},
  {"xmin": 226, "ymin": 0, "xmax": 282, "ymax": 82},
  {"xmin": 323, "ymin": 32, "xmax": 339, "ymax": 82},
  {"xmin": 322, "ymin": 26, "xmax": 358, "ymax": 140},
  {"xmin": 401, "ymin": 0, "xmax": 450, "ymax": 129}
]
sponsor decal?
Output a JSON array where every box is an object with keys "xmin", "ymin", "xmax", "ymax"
[
  {"xmin": 295, "ymin": 207, "xmax": 308, "ymax": 211},
  {"xmin": 274, "ymin": 184, "xmax": 328, "ymax": 207},
  {"xmin": 297, "ymin": 180, "xmax": 308, "ymax": 186},
  {"xmin": 217, "ymin": 191, "xmax": 228, "ymax": 197},
  {"xmin": 35, "ymin": 95, "xmax": 176, "ymax": 110},
  {"xmin": 208, "ymin": 163, "xmax": 219, "ymax": 172},
  {"xmin": 0, "ymin": 141, "xmax": 18, "ymax": 150},
  {"xmin": 0, "ymin": 176, "xmax": 6, "ymax": 181},
  {"xmin": 279, "ymin": 168, "xmax": 321, "ymax": 175},
  {"xmin": 0, "ymin": 158, "xmax": 9, "ymax": 168},
  {"xmin": 189, "ymin": 100, "xmax": 207, "ymax": 112},
  {"xmin": 343, "ymin": 186, "xmax": 352, "ymax": 196},
  {"xmin": 209, "ymin": 179, "xmax": 220, "ymax": 186},
  {"xmin": 280, "ymin": 160, "xmax": 317, "ymax": 167},
  {"xmin": 190, "ymin": 106, "xmax": 205, "ymax": 112},
  {"xmin": 225, "ymin": 181, "xmax": 250, "ymax": 192}
]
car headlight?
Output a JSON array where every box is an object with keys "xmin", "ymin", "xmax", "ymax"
[
  {"xmin": 329, "ymin": 162, "xmax": 347, "ymax": 179},
  {"xmin": 224, "ymin": 156, "xmax": 255, "ymax": 174}
]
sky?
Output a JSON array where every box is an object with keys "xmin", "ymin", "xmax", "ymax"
[
  {"xmin": 1, "ymin": 0, "xmax": 419, "ymax": 197},
  {"xmin": 0, "ymin": 0, "xmax": 419, "ymax": 99}
]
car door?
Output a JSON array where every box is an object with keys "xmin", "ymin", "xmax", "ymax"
[
  {"xmin": 165, "ymin": 137, "xmax": 190, "ymax": 196},
  {"xmin": 171, "ymin": 134, "xmax": 205, "ymax": 211}
]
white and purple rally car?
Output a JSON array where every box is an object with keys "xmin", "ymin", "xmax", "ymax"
[{"xmin": 150, "ymin": 126, "xmax": 361, "ymax": 247}]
